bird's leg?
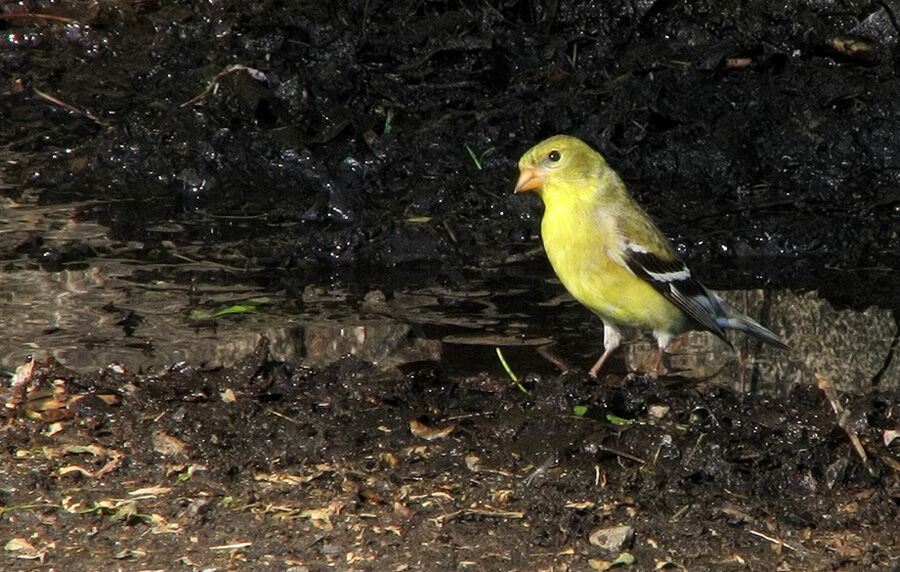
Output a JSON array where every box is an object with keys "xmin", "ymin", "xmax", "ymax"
[
  {"xmin": 536, "ymin": 344, "xmax": 573, "ymax": 374},
  {"xmin": 589, "ymin": 324, "xmax": 622, "ymax": 378},
  {"xmin": 651, "ymin": 331, "xmax": 675, "ymax": 378},
  {"xmin": 652, "ymin": 346, "xmax": 664, "ymax": 377}
]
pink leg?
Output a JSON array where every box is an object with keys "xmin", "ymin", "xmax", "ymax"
[
  {"xmin": 589, "ymin": 323, "xmax": 622, "ymax": 378},
  {"xmin": 652, "ymin": 346, "xmax": 664, "ymax": 377},
  {"xmin": 651, "ymin": 331, "xmax": 674, "ymax": 378}
]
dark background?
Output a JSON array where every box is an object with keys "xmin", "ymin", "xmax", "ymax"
[{"xmin": 2, "ymin": 0, "xmax": 898, "ymax": 310}]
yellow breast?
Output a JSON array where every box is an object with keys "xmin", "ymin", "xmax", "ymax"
[{"xmin": 539, "ymin": 197, "xmax": 685, "ymax": 334}]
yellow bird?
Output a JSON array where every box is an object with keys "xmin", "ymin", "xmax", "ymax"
[{"xmin": 515, "ymin": 135, "xmax": 787, "ymax": 377}]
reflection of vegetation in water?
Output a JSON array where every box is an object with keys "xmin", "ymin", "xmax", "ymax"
[{"xmin": 189, "ymin": 297, "xmax": 272, "ymax": 319}]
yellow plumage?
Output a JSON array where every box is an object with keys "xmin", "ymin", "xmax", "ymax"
[{"xmin": 515, "ymin": 135, "xmax": 787, "ymax": 377}]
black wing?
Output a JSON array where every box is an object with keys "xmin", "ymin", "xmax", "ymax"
[{"xmin": 622, "ymin": 243, "xmax": 731, "ymax": 345}]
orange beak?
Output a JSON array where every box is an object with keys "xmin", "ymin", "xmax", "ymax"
[{"xmin": 514, "ymin": 168, "xmax": 544, "ymax": 193}]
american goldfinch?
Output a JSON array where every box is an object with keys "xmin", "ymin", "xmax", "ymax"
[{"xmin": 515, "ymin": 135, "xmax": 787, "ymax": 377}]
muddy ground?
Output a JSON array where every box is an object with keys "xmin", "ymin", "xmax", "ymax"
[
  {"xmin": 3, "ymin": 347, "xmax": 900, "ymax": 570},
  {"xmin": 2, "ymin": 0, "xmax": 900, "ymax": 570}
]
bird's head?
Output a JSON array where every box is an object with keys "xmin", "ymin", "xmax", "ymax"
[{"xmin": 514, "ymin": 135, "xmax": 611, "ymax": 201}]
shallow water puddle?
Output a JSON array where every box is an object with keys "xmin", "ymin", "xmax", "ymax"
[{"xmin": 0, "ymin": 197, "xmax": 896, "ymax": 394}]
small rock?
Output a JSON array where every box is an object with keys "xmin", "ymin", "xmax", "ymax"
[
  {"xmin": 648, "ymin": 404, "xmax": 670, "ymax": 419},
  {"xmin": 589, "ymin": 525, "xmax": 635, "ymax": 552}
]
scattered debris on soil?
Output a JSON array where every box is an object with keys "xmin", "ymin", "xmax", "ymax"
[{"xmin": 2, "ymin": 347, "xmax": 900, "ymax": 569}]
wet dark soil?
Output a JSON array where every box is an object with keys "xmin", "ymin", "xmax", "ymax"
[
  {"xmin": 3, "ymin": 0, "xmax": 899, "ymax": 308},
  {"xmin": 2, "ymin": 0, "xmax": 900, "ymax": 570},
  {"xmin": 3, "ymin": 348, "xmax": 900, "ymax": 570}
]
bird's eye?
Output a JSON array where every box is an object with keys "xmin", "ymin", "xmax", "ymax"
[{"xmin": 547, "ymin": 150, "xmax": 561, "ymax": 162}]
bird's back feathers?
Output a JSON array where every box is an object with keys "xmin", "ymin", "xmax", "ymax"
[
  {"xmin": 622, "ymin": 245, "xmax": 731, "ymax": 344},
  {"xmin": 621, "ymin": 216, "xmax": 787, "ymax": 350}
]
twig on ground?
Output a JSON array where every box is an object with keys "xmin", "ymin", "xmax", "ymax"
[
  {"xmin": 181, "ymin": 64, "xmax": 267, "ymax": 108},
  {"xmin": 816, "ymin": 373, "xmax": 873, "ymax": 473},
  {"xmin": 34, "ymin": 88, "xmax": 107, "ymax": 126}
]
